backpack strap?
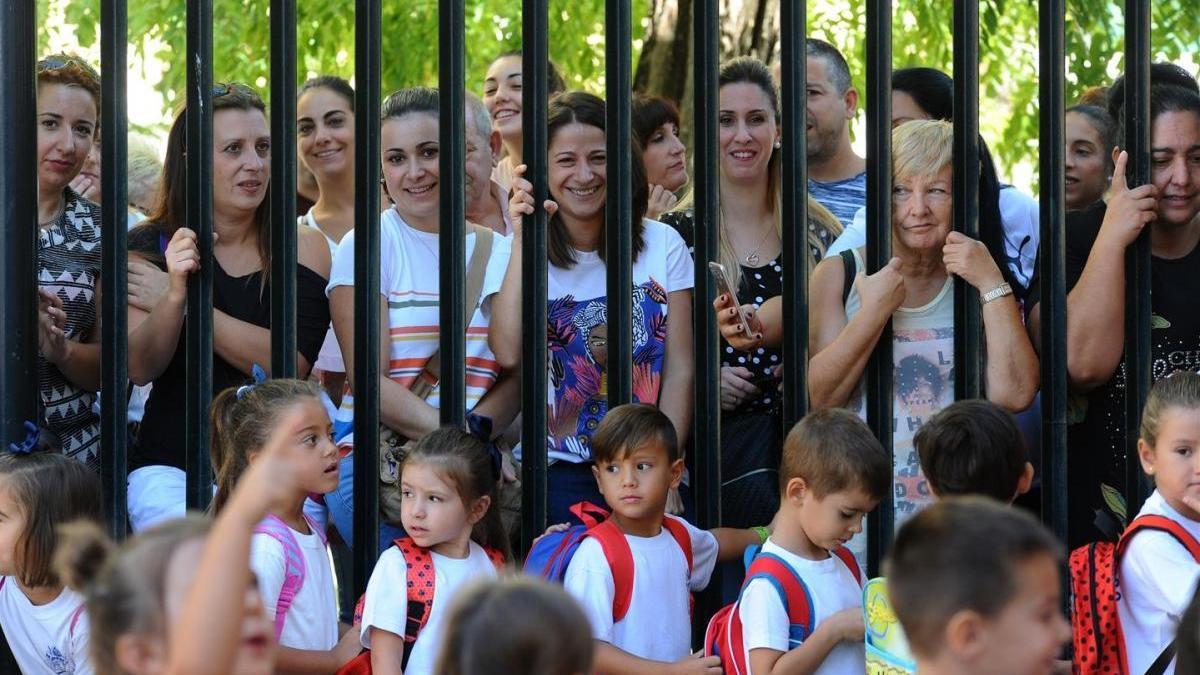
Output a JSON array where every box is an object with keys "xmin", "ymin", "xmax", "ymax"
[
  {"xmin": 742, "ymin": 552, "xmax": 817, "ymax": 646},
  {"xmin": 662, "ymin": 517, "xmax": 694, "ymax": 576},
  {"xmin": 396, "ymin": 537, "xmax": 435, "ymax": 672},
  {"xmin": 569, "ymin": 500, "xmax": 611, "ymax": 529},
  {"xmin": 67, "ymin": 603, "xmax": 86, "ymax": 640},
  {"xmin": 483, "ymin": 546, "xmax": 507, "ymax": 569},
  {"xmin": 839, "ymin": 249, "xmax": 856, "ymax": 307},
  {"xmin": 586, "ymin": 518, "xmax": 637, "ymax": 623},
  {"xmin": 252, "ymin": 515, "xmax": 307, "ymax": 640},
  {"xmin": 832, "ymin": 546, "xmax": 862, "ymax": 586},
  {"xmin": 1115, "ymin": 515, "xmax": 1200, "ymax": 675}
]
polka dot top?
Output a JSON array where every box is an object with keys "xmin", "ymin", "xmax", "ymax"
[{"xmin": 722, "ymin": 257, "xmax": 784, "ymax": 414}]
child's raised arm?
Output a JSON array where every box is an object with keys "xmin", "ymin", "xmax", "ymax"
[
  {"xmin": 167, "ymin": 408, "xmax": 311, "ymax": 675},
  {"xmin": 711, "ymin": 527, "xmax": 766, "ymax": 563}
]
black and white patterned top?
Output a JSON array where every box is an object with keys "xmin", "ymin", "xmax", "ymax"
[{"xmin": 37, "ymin": 187, "xmax": 102, "ymax": 468}]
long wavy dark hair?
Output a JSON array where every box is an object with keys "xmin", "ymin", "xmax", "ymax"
[{"xmin": 546, "ymin": 91, "xmax": 648, "ymax": 269}]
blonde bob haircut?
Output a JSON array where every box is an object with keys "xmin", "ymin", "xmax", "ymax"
[{"xmin": 892, "ymin": 119, "xmax": 953, "ymax": 183}]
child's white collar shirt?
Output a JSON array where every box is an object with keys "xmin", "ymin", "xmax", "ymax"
[
  {"xmin": 1118, "ymin": 489, "xmax": 1200, "ymax": 675},
  {"xmin": 563, "ymin": 515, "xmax": 718, "ymax": 662}
]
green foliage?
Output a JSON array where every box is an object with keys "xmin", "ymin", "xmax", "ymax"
[
  {"xmin": 41, "ymin": 0, "xmax": 1200, "ymax": 184},
  {"xmin": 807, "ymin": 0, "xmax": 1199, "ymax": 183},
  {"xmin": 52, "ymin": 0, "xmax": 646, "ymax": 108}
]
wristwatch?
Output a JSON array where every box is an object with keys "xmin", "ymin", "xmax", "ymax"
[{"xmin": 981, "ymin": 283, "xmax": 1013, "ymax": 305}]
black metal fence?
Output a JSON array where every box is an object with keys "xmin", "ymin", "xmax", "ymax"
[{"xmin": 0, "ymin": 0, "xmax": 1159, "ymax": 641}]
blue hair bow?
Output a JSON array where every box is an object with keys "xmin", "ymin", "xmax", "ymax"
[
  {"xmin": 236, "ymin": 363, "xmax": 269, "ymax": 400},
  {"xmin": 8, "ymin": 421, "xmax": 40, "ymax": 455},
  {"xmin": 466, "ymin": 413, "xmax": 503, "ymax": 482}
]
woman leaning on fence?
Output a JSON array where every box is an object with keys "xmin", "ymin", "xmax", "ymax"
[
  {"xmin": 719, "ymin": 119, "xmax": 1039, "ymax": 541},
  {"xmin": 123, "ymin": 82, "xmax": 332, "ymax": 533},
  {"xmin": 325, "ymin": 87, "xmax": 521, "ymax": 549},
  {"xmin": 660, "ymin": 57, "xmax": 844, "ymax": 529},
  {"xmin": 491, "ymin": 91, "xmax": 696, "ymax": 525},
  {"xmin": 33, "ymin": 54, "xmax": 107, "ymax": 469}
]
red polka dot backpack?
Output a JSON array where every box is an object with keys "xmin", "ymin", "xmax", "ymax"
[{"xmin": 1069, "ymin": 515, "xmax": 1200, "ymax": 675}]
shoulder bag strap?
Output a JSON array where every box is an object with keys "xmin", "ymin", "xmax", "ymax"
[
  {"xmin": 839, "ymin": 249, "xmax": 856, "ymax": 308},
  {"xmin": 411, "ymin": 225, "xmax": 496, "ymax": 399}
]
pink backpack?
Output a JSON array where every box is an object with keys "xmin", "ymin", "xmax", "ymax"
[{"xmin": 253, "ymin": 514, "xmax": 328, "ymax": 639}]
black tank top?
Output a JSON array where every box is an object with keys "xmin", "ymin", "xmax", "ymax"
[{"xmin": 128, "ymin": 225, "xmax": 331, "ymax": 470}]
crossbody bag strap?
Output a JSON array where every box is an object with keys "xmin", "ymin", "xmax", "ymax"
[{"xmin": 411, "ymin": 225, "xmax": 495, "ymax": 398}]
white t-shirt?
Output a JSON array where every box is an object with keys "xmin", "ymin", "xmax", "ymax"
[
  {"xmin": 0, "ymin": 579, "xmax": 92, "ymax": 675},
  {"xmin": 250, "ymin": 524, "xmax": 339, "ymax": 651},
  {"xmin": 359, "ymin": 541, "xmax": 499, "ymax": 675},
  {"xmin": 1118, "ymin": 490, "xmax": 1200, "ymax": 675},
  {"xmin": 302, "ymin": 212, "xmax": 346, "ymax": 374},
  {"xmin": 563, "ymin": 516, "xmax": 718, "ymax": 662},
  {"xmin": 823, "ymin": 186, "xmax": 1039, "ymax": 292},
  {"xmin": 737, "ymin": 539, "xmax": 865, "ymax": 675},
  {"xmin": 327, "ymin": 209, "xmax": 513, "ymax": 446},
  {"xmin": 541, "ymin": 219, "xmax": 694, "ymax": 463}
]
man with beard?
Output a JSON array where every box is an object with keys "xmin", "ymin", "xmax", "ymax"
[{"xmin": 805, "ymin": 39, "xmax": 866, "ymax": 228}]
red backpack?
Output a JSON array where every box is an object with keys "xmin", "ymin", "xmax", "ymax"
[
  {"xmin": 704, "ymin": 544, "xmax": 862, "ymax": 675},
  {"xmin": 336, "ymin": 537, "xmax": 506, "ymax": 675},
  {"xmin": 523, "ymin": 501, "xmax": 695, "ymax": 623},
  {"xmin": 1069, "ymin": 514, "xmax": 1200, "ymax": 675}
]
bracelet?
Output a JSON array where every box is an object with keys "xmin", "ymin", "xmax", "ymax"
[
  {"xmin": 980, "ymin": 282, "xmax": 1013, "ymax": 305},
  {"xmin": 752, "ymin": 525, "xmax": 770, "ymax": 544}
]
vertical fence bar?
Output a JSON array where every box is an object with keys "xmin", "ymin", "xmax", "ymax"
[
  {"xmin": 864, "ymin": 0, "xmax": 893, "ymax": 575},
  {"xmin": 353, "ymin": 0, "xmax": 382, "ymax": 590},
  {"xmin": 1122, "ymin": 0, "xmax": 1151, "ymax": 518},
  {"xmin": 184, "ymin": 0, "xmax": 215, "ymax": 511},
  {"xmin": 952, "ymin": 0, "xmax": 982, "ymax": 401},
  {"xmin": 101, "ymin": 0, "xmax": 130, "ymax": 537},
  {"xmin": 270, "ymin": 0, "xmax": 298, "ymax": 379},
  {"xmin": 1038, "ymin": 0, "xmax": 1068, "ymax": 545},
  {"xmin": 779, "ymin": 0, "xmax": 807, "ymax": 428},
  {"xmin": 605, "ymin": 0, "xmax": 634, "ymax": 407},
  {"xmin": 1, "ymin": 12, "xmax": 37, "ymax": 667},
  {"xmin": 519, "ymin": 0, "xmax": 551, "ymax": 551},
  {"xmin": 692, "ymin": 0, "xmax": 720, "ymax": 530},
  {"xmin": 438, "ymin": 0, "xmax": 467, "ymax": 425}
]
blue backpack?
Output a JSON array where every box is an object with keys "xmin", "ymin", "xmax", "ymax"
[{"xmin": 524, "ymin": 501, "xmax": 693, "ymax": 623}]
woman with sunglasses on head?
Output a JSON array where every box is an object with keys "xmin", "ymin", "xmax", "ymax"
[
  {"xmin": 34, "ymin": 54, "xmax": 105, "ymax": 469},
  {"xmin": 124, "ymin": 83, "xmax": 332, "ymax": 533}
]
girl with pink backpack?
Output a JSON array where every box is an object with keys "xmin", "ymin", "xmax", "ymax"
[{"xmin": 210, "ymin": 376, "xmax": 362, "ymax": 673}]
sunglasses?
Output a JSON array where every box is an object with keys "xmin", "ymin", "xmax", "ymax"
[
  {"xmin": 37, "ymin": 55, "xmax": 100, "ymax": 81},
  {"xmin": 212, "ymin": 82, "xmax": 255, "ymax": 98}
]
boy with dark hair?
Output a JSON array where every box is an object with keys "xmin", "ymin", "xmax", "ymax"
[
  {"xmin": 736, "ymin": 408, "xmax": 890, "ymax": 674},
  {"xmin": 914, "ymin": 399, "xmax": 1034, "ymax": 503},
  {"xmin": 887, "ymin": 498, "xmax": 1071, "ymax": 675},
  {"xmin": 563, "ymin": 404, "xmax": 759, "ymax": 674}
]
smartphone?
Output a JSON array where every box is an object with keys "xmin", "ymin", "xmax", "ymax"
[{"xmin": 708, "ymin": 262, "xmax": 754, "ymax": 337}]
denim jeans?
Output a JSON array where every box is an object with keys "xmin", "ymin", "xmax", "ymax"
[{"xmin": 326, "ymin": 453, "xmax": 407, "ymax": 553}]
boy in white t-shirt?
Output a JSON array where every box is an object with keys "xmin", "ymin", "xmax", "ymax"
[
  {"xmin": 562, "ymin": 404, "xmax": 760, "ymax": 674},
  {"xmin": 888, "ymin": 498, "xmax": 1071, "ymax": 675},
  {"xmin": 738, "ymin": 409, "xmax": 889, "ymax": 675}
]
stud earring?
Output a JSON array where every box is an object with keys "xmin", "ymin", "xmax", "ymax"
[{"xmin": 774, "ymin": 141, "xmax": 782, "ymax": 149}]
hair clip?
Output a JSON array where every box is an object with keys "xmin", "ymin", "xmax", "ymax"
[
  {"xmin": 8, "ymin": 421, "xmax": 41, "ymax": 455},
  {"xmin": 236, "ymin": 363, "xmax": 270, "ymax": 400},
  {"xmin": 466, "ymin": 414, "xmax": 503, "ymax": 481}
]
